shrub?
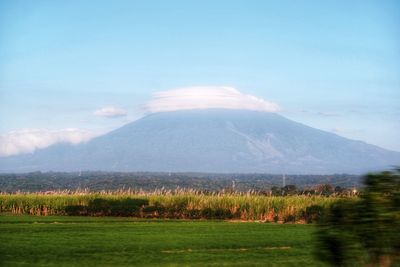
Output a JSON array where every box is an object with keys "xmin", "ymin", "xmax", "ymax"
[
  {"xmin": 316, "ymin": 169, "xmax": 400, "ymax": 266},
  {"xmin": 302, "ymin": 205, "xmax": 324, "ymax": 223}
]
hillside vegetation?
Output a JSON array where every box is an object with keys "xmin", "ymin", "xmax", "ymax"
[{"xmin": 0, "ymin": 171, "xmax": 360, "ymax": 192}]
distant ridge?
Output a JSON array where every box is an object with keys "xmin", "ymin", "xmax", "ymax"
[{"xmin": 1, "ymin": 109, "xmax": 399, "ymax": 174}]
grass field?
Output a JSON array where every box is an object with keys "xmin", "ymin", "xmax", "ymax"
[{"xmin": 0, "ymin": 215, "xmax": 325, "ymax": 267}]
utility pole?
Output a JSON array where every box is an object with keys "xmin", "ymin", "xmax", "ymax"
[{"xmin": 282, "ymin": 174, "xmax": 286, "ymax": 187}]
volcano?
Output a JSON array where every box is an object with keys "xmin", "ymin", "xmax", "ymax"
[{"xmin": 1, "ymin": 109, "xmax": 399, "ymax": 174}]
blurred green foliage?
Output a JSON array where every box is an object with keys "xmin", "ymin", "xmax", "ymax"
[{"xmin": 316, "ymin": 169, "xmax": 400, "ymax": 266}]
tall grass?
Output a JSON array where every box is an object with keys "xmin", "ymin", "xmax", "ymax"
[{"xmin": 0, "ymin": 190, "xmax": 351, "ymax": 222}]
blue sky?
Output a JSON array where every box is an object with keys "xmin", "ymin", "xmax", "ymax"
[{"xmin": 0, "ymin": 0, "xmax": 399, "ymax": 153}]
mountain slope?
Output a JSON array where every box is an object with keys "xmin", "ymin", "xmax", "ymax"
[{"xmin": 1, "ymin": 109, "xmax": 399, "ymax": 174}]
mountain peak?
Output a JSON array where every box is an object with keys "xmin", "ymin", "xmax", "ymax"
[{"xmin": 1, "ymin": 109, "xmax": 399, "ymax": 174}]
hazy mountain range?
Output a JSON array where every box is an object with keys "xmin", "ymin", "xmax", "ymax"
[{"xmin": 1, "ymin": 109, "xmax": 399, "ymax": 174}]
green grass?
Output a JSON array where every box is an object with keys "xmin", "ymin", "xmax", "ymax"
[{"xmin": 0, "ymin": 215, "xmax": 326, "ymax": 267}]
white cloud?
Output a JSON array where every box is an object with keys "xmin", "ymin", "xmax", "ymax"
[
  {"xmin": 0, "ymin": 128, "xmax": 100, "ymax": 157},
  {"xmin": 94, "ymin": 106, "xmax": 127, "ymax": 118},
  {"xmin": 142, "ymin": 86, "xmax": 280, "ymax": 114}
]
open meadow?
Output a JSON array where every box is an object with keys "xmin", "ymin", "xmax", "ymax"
[
  {"xmin": 0, "ymin": 192, "xmax": 336, "ymax": 266},
  {"xmin": 0, "ymin": 215, "xmax": 325, "ymax": 267}
]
